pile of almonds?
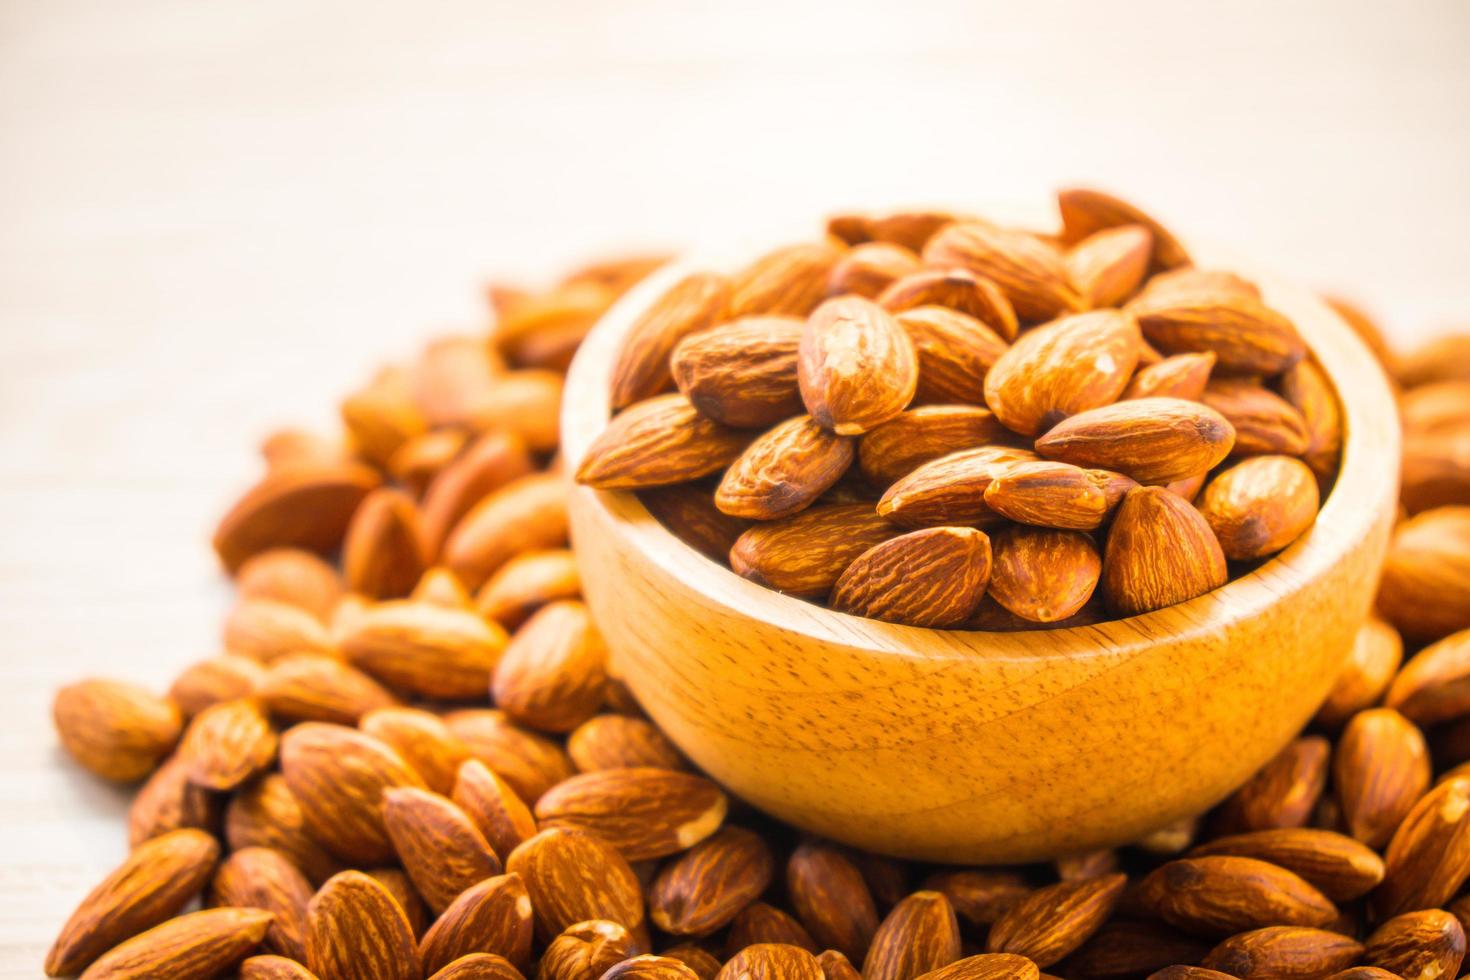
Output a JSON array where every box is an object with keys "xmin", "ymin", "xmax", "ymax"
[
  {"xmin": 578, "ymin": 190, "xmax": 1341, "ymax": 628},
  {"xmin": 45, "ymin": 197, "xmax": 1470, "ymax": 980}
]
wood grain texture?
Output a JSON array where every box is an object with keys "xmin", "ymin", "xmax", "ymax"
[{"xmin": 562, "ymin": 237, "xmax": 1401, "ymax": 863}]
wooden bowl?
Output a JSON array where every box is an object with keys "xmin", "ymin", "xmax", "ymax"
[{"xmin": 560, "ymin": 234, "xmax": 1400, "ymax": 863}]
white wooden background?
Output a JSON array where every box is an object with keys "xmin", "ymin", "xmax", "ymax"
[{"xmin": 1, "ymin": 0, "xmax": 1467, "ymax": 974}]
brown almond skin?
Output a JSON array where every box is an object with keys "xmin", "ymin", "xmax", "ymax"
[
  {"xmin": 638, "ymin": 485, "xmax": 752, "ymax": 563},
  {"xmin": 226, "ymin": 774, "xmax": 344, "ymax": 886},
  {"xmin": 878, "ymin": 446, "xmax": 1038, "ymax": 528},
  {"xmin": 1281, "ymin": 358, "xmax": 1343, "ymax": 484},
  {"xmin": 985, "ymin": 874, "xmax": 1127, "ymax": 968},
  {"xmin": 983, "ymin": 461, "xmax": 1110, "ymax": 531},
  {"xmin": 366, "ymin": 867, "xmax": 428, "ymax": 939},
  {"xmin": 922, "ymin": 222, "xmax": 1080, "ymax": 322},
  {"xmin": 361, "ymin": 707, "xmax": 470, "ymax": 796},
  {"xmin": 1401, "ymin": 429, "xmax": 1470, "ymax": 516},
  {"xmin": 914, "ymin": 954, "xmax": 1040, "ymax": 980},
  {"xmin": 1035, "ymin": 398, "xmax": 1236, "ymax": 485},
  {"xmin": 986, "ymin": 526, "xmax": 1100, "ymax": 623},
  {"xmin": 431, "ymin": 953, "xmax": 528, "ymax": 980},
  {"xmin": 720, "ymin": 944, "xmax": 826, "ymax": 980},
  {"xmin": 178, "ymin": 697, "xmax": 278, "ymax": 791},
  {"xmin": 1385, "ymin": 629, "xmax": 1470, "ymax": 726},
  {"xmin": 729, "ymin": 242, "xmax": 847, "ymax": 318},
  {"xmin": 1122, "ymin": 353, "xmax": 1217, "ymax": 402},
  {"xmin": 716, "ymin": 416, "xmax": 856, "ymax": 520},
  {"xmin": 340, "ymin": 600, "xmax": 509, "ymax": 702},
  {"xmin": 1319, "ymin": 970, "xmax": 1400, "ymax": 980},
  {"xmin": 442, "ymin": 471, "xmax": 570, "ymax": 591},
  {"xmin": 671, "ymin": 317, "xmax": 805, "ymax": 428},
  {"xmin": 1102, "ymin": 486, "xmax": 1228, "ymax": 616},
  {"xmin": 787, "ymin": 842, "xmax": 880, "ymax": 963},
  {"xmin": 858, "ymin": 406, "xmax": 1016, "ymax": 487},
  {"xmin": 827, "ymin": 242, "xmax": 922, "ymax": 300},
  {"xmin": 799, "ymin": 296, "xmax": 919, "ymax": 436},
  {"xmin": 506, "ymin": 827, "xmax": 646, "ymax": 939},
  {"xmin": 1147, "ymin": 970, "xmax": 1238, "ymax": 980},
  {"xmin": 46, "ymin": 829, "xmax": 220, "ymax": 976},
  {"xmin": 1136, "ymin": 856, "xmax": 1337, "ymax": 937},
  {"xmin": 213, "ymin": 460, "xmax": 381, "ymax": 572},
  {"xmin": 420, "ymin": 430, "xmax": 537, "ymax": 554},
  {"xmin": 576, "ymin": 395, "xmax": 751, "ymax": 489},
  {"xmin": 476, "ymin": 549, "xmax": 583, "ymax": 629},
  {"xmin": 534, "ymin": 768, "xmax": 727, "ymax": 861},
  {"xmin": 727, "ymin": 904, "xmax": 821, "ymax": 956},
  {"xmin": 867, "ymin": 210, "xmax": 958, "ymax": 252},
  {"xmin": 1374, "ymin": 776, "xmax": 1470, "ymax": 919},
  {"xmin": 53, "ymin": 679, "xmax": 182, "ymax": 783},
  {"xmin": 279, "ymin": 723, "xmax": 428, "ymax": 866},
  {"xmin": 240, "ymin": 955, "xmax": 321, "ymax": 980},
  {"xmin": 1200, "ymin": 927, "xmax": 1363, "ymax": 980},
  {"xmin": 1375, "ymin": 507, "xmax": 1470, "ymax": 643},
  {"xmin": 211, "ymin": 847, "xmax": 314, "ymax": 961},
  {"xmin": 236, "ymin": 548, "xmax": 344, "ymax": 622},
  {"xmin": 261, "ymin": 654, "xmax": 401, "ymax": 726},
  {"xmin": 306, "ymin": 871, "xmax": 421, "ymax": 980},
  {"xmin": 923, "ymin": 870, "xmax": 1030, "ymax": 927},
  {"xmin": 1187, "ymin": 829, "xmax": 1384, "ymax": 902},
  {"xmin": 568, "ymin": 715, "xmax": 687, "ymax": 773},
  {"xmin": 1066, "ymin": 224, "xmax": 1153, "ymax": 309},
  {"xmin": 862, "ymin": 891, "xmax": 961, "ymax": 980},
  {"xmin": 729, "ymin": 504, "xmax": 897, "ymax": 597},
  {"xmin": 1363, "ymin": 910, "xmax": 1465, "ymax": 980},
  {"xmin": 601, "ymin": 955, "xmax": 702, "ymax": 980},
  {"xmin": 1198, "ymin": 456, "xmax": 1320, "ymax": 561},
  {"xmin": 1132, "ymin": 293, "xmax": 1306, "ymax": 376},
  {"xmin": 1200, "ymin": 380, "xmax": 1312, "ymax": 457},
  {"xmin": 1214, "ymin": 736, "xmax": 1330, "ymax": 834},
  {"xmin": 342, "ymin": 488, "xmax": 429, "ymax": 600},
  {"xmin": 445, "ymin": 709, "xmax": 574, "ymax": 804},
  {"xmin": 665, "ymin": 947, "xmax": 722, "ymax": 980},
  {"xmin": 452, "ymin": 759, "xmax": 539, "ymax": 862},
  {"xmin": 817, "ymin": 950, "xmax": 864, "ymax": 980},
  {"xmin": 1316, "ymin": 617, "xmax": 1404, "ymax": 729},
  {"xmin": 648, "ymin": 826, "xmax": 775, "ymax": 935},
  {"xmin": 610, "ymin": 272, "xmax": 731, "ymax": 408},
  {"xmin": 1064, "ymin": 918, "xmax": 1211, "ymax": 980},
  {"xmin": 78, "ymin": 907, "xmax": 274, "ymax": 980},
  {"xmin": 390, "ymin": 428, "xmax": 468, "ymax": 497},
  {"xmin": 493, "ymin": 600, "xmax": 608, "ymax": 734},
  {"xmin": 1057, "ymin": 188, "xmax": 1192, "ymax": 270},
  {"xmin": 1334, "ymin": 708, "xmax": 1431, "ymax": 849},
  {"xmin": 169, "ymin": 655, "xmax": 267, "ymax": 717},
  {"xmin": 830, "ymin": 527, "xmax": 992, "ymax": 629},
  {"xmin": 223, "ymin": 597, "xmax": 336, "ymax": 662},
  {"xmin": 983, "ymin": 310, "xmax": 1141, "ymax": 437},
  {"xmin": 879, "ymin": 269, "xmax": 1019, "ymax": 340},
  {"xmin": 383, "ymin": 787, "xmax": 503, "ymax": 914},
  {"xmin": 896, "ymin": 307, "xmax": 1011, "ymax": 404},
  {"xmin": 418, "ymin": 873, "xmax": 536, "ymax": 975},
  {"xmin": 128, "ymin": 753, "xmax": 221, "ymax": 847},
  {"xmin": 410, "ymin": 334, "xmax": 501, "ymax": 426},
  {"xmin": 539, "ymin": 920, "xmax": 640, "ymax": 980}
]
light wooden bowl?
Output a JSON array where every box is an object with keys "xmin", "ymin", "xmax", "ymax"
[{"xmin": 560, "ymin": 231, "xmax": 1400, "ymax": 864}]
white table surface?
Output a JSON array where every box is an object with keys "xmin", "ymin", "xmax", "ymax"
[{"xmin": 1, "ymin": 0, "xmax": 1467, "ymax": 974}]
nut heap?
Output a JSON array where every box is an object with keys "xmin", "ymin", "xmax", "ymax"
[
  {"xmin": 47, "ymin": 229, "xmax": 1470, "ymax": 980},
  {"xmin": 577, "ymin": 190, "xmax": 1343, "ymax": 629}
]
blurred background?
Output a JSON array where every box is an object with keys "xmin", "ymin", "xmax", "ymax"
[{"xmin": 1, "ymin": 0, "xmax": 1467, "ymax": 973}]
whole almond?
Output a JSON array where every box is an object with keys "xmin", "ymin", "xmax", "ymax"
[
  {"xmin": 342, "ymin": 488, "xmax": 429, "ymax": 600},
  {"xmin": 1064, "ymin": 918, "xmax": 1210, "ymax": 980},
  {"xmin": 610, "ymin": 272, "xmax": 731, "ymax": 408},
  {"xmin": 237, "ymin": 548, "xmax": 344, "ymax": 622},
  {"xmin": 444, "ymin": 709, "xmax": 574, "ymax": 804},
  {"xmin": 341, "ymin": 600, "xmax": 508, "ymax": 701},
  {"xmin": 1400, "ymin": 428, "xmax": 1470, "ymax": 515},
  {"xmin": 1375, "ymin": 507, "xmax": 1470, "ymax": 642},
  {"xmin": 492, "ymin": 282, "xmax": 612, "ymax": 371},
  {"xmin": 53, "ymin": 679, "xmax": 182, "ymax": 783},
  {"xmin": 602, "ymin": 955, "xmax": 701, "ymax": 980},
  {"xmin": 79, "ymin": 907, "xmax": 273, "ymax": 980},
  {"xmin": 984, "ymin": 311, "xmax": 1141, "ymax": 436},
  {"xmin": 1132, "ymin": 292, "xmax": 1306, "ymax": 376},
  {"xmin": 467, "ymin": 372, "xmax": 559, "ymax": 451},
  {"xmin": 539, "ymin": 920, "xmax": 640, "ymax": 980},
  {"xmin": 986, "ymin": 526, "xmax": 1100, "ymax": 623},
  {"xmin": 46, "ymin": 829, "xmax": 219, "ymax": 976},
  {"xmin": 240, "ymin": 954, "xmax": 321, "ymax": 980},
  {"xmin": 1214, "ymin": 736, "xmax": 1330, "ymax": 834},
  {"xmin": 506, "ymin": 827, "xmax": 645, "ymax": 938},
  {"xmin": 788, "ymin": 841, "xmax": 879, "ymax": 963},
  {"xmin": 1057, "ymin": 188, "xmax": 1191, "ymax": 270},
  {"xmin": 418, "ymin": 873, "xmax": 536, "ymax": 975},
  {"xmin": 878, "ymin": 269, "xmax": 1020, "ymax": 340},
  {"xmin": 128, "ymin": 753, "xmax": 221, "ymax": 847},
  {"xmin": 453, "ymin": 759, "xmax": 539, "ymax": 861},
  {"xmin": 420, "ymin": 431, "xmax": 537, "ymax": 554},
  {"xmin": 493, "ymin": 600, "xmax": 608, "ymax": 734},
  {"xmin": 410, "ymin": 334, "xmax": 502, "ymax": 427},
  {"xmin": 367, "ymin": 866, "xmax": 428, "ymax": 939},
  {"xmin": 729, "ymin": 504, "xmax": 898, "ymax": 597},
  {"xmin": 639, "ymin": 484, "xmax": 753, "ymax": 562},
  {"xmin": 1198, "ymin": 456, "xmax": 1320, "ymax": 561},
  {"xmin": 534, "ymin": 768, "xmax": 727, "ymax": 861},
  {"xmin": 1385, "ymin": 628, "xmax": 1470, "ymax": 726},
  {"xmin": 1316, "ymin": 617, "xmax": 1404, "ymax": 729},
  {"xmin": 1065, "ymin": 225, "xmax": 1153, "ymax": 309},
  {"xmin": 1137, "ymin": 856, "xmax": 1336, "ymax": 937},
  {"xmin": 671, "ymin": 317, "xmax": 805, "ymax": 428},
  {"xmin": 648, "ymin": 826, "xmax": 775, "ymax": 935},
  {"xmin": 922, "ymin": 870, "xmax": 1030, "ymax": 927},
  {"xmin": 390, "ymin": 428, "xmax": 469, "ymax": 497},
  {"xmin": 1187, "ymin": 829, "xmax": 1384, "ymax": 902},
  {"xmin": 211, "ymin": 847, "xmax": 314, "ymax": 961},
  {"xmin": 383, "ymin": 786, "xmax": 503, "ymax": 914},
  {"xmin": 666, "ymin": 947, "xmax": 723, "ymax": 980},
  {"xmin": 1374, "ymin": 776, "xmax": 1470, "ymax": 918},
  {"xmin": 213, "ymin": 461, "xmax": 381, "ymax": 572},
  {"xmin": 799, "ymin": 296, "xmax": 919, "ymax": 435},
  {"xmin": 361, "ymin": 706, "xmax": 470, "ymax": 796},
  {"xmin": 827, "ymin": 243, "xmax": 922, "ymax": 300},
  {"xmin": 983, "ymin": 461, "xmax": 1112, "ymax": 531},
  {"xmin": 260, "ymin": 654, "xmax": 401, "ymax": 725},
  {"xmin": 1122, "ymin": 353, "xmax": 1217, "ymax": 402},
  {"xmin": 279, "ymin": 723, "xmax": 427, "ymax": 865},
  {"xmin": 1333, "ymin": 708, "xmax": 1430, "ymax": 849},
  {"xmin": 1147, "ymin": 969, "xmax": 1237, "ymax": 980},
  {"xmin": 716, "ymin": 416, "xmax": 856, "ymax": 520},
  {"xmin": 430, "ymin": 953, "xmax": 528, "ymax": 980},
  {"xmin": 858, "ymin": 406, "xmax": 1015, "ymax": 487},
  {"xmin": 729, "ymin": 242, "xmax": 847, "ymax": 318},
  {"xmin": 169, "ymin": 655, "xmax": 267, "ymax": 717},
  {"xmin": 223, "ymin": 598, "xmax": 336, "ymax": 662},
  {"xmin": 1035, "ymin": 398, "xmax": 1236, "ymax": 485},
  {"xmin": 720, "ymin": 944, "xmax": 825, "ymax": 980},
  {"xmin": 862, "ymin": 892, "xmax": 962, "ymax": 980},
  {"xmin": 306, "ymin": 871, "xmax": 421, "ymax": 980},
  {"xmin": 830, "ymin": 527, "xmax": 992, "ymax": 629},
  {"xmin": 985, "ymin": 874, "xmax": 1126, "ymax": 968},
  {"xmin": 226, "ymin": 774, "xmax": 345, "ymax": 886},
  {"xmin": 895, "ymin": 307, "xmax": 1011, "ymax": 405},
  {"xmin": 867, "ymin": 210, "xmax": 959, "ymax": 252},
  {"xmin": 576, "ymin": 395, "xmax": 751, "ymax": 489},
  {"xmin": 1101, "ymin": 486, "xmax": 1227, "ymax": 616},
  {"xmin": 477, "ymin": 549, "xmax": 582, "ymax": 629},
  {"xmin": 442, "ymin": 471, "xmax": 570, "ymax": 591},
  {"xmin": 922, "ymin": 222, "xmax": 1080, "ymax": 321},
  {"xmin": 1200, "ymin": 927, "xmax": 1363, "ymax": 980},
  {"xmin": 1200, "ymin": 381, "xmax": 1311, "ymax": 457},
  {"xmin": 568, "ymin": 715, "xmax": 687, "ymax": 773},
  {"xmin": 179, "ymin": 697, "xmax": 277, "ymax": 791},
  {"xmin": 727, "ymin": 904, "xmax": 820, "ymax": 955},
  {"xmin": 914, "ymin": 955, "xmax": 1039, "ymax": 980},
  {"xmin": 877, "ymin": 446, "xmax": 1038, "ymax": 528},
  {"xmin": 1362, "ymin": 910, "xmax": 1465, "ymax": 980},
  {"xmin": 1280, "ymin": 359, "xmax": 1343, "ymax": 484}
]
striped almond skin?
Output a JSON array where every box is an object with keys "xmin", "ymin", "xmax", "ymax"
[
  {"xmin": 475, "ymin": 549, "xmax": 582, "ymax": 630},
  {"xmin": 441, "ymin": 472, "xmax": 571, "ymax": 592},
  {"xmin": 492, "ymin": 600, "xmax": 608, "ymax": 735},
  {"xmin": 212, "ymin": 460, "xmax": 381, "ymax": 573},
  {"xmin": 913, "ymin": 954, "xmax": 1040, "ymax": 980},
  {"xmin": 1121, "ymin": 352, "xmax": 1217, "ymax": 402},
  {"xmin": 52, "ymin": 678, "xmax": 182, "ymax": 783},
  {"xmin": 609, "ymin": 272, "xmax": 731, "ymax": 409},
  {"xmin": 306, "ymin": 871, "xmax": 420, "ymax": 980},
  {"xmin": 982, "ymin": 461, "xmax": 1111, "ymax": 531},
  {"xmin": 1130, "ymin": 291, "xmax": 1306, "ymax": 376},
  {"xmin": 1363, "ymin": 910, "xmax": 1466, "ymax": 980},
  {"xmin": 429, "ymin": 952, "xmax": 529, "ymax": 980},
  {"xmin": 567, "ymin": 715, "xmax": 688, "ymax": 774},
  {"xmin": 382, "ymin": 787, "xmax": 503, "ymax": 915},
  {"xmin": 260, "ymin": 654, "xmax": 402, "ymax": 726},
  {"xmin": 1135, "ymin": 856, "xmax": 1337, "ymax": 937},
  {"xmin": 78, "ymin": 907, "xmax": 274, "ymax": 980},
  {"xmin": 986, "ymin": 527, "xmax": 1100, "ymax": 624},
  {"xmin": 1057, "ymin": 187, "xmax": 1193, "ymax": 270},
  {"xmin": 799, "ymin": 296, "xmax": 919, "ymax": 436},
  {"xmin": 649, "ymin": 827, "xmax": 776, "ymax": 936},
  {"xmin": 360, "ymin": 706, "xmax": 471, "ymax": 796},
  {"xmin": 340, "ymin": 600, "xmax": 509, "ymax": 701},
  {"xmin": 342, "ymin": 488, "xmax": 429, "ymax": 600},
  {"xmin": 923, "ymin": 871, "xmax": 1031, "ymax": 928},
  {"xmin": 878, "ymin": 269, "xmax": 1020, "ymax": 341},
  {"xmin": 240, "ymin": 954, "xmax": 321, "ymax": 980},
  {"xmin": 178, "ymin": 697, "xmax": 278, "ymax": 791},
  {"xmin": 719, "ymin": 944, "xmax": 826, "ymax": 980},
  {"xmin": 1280, "ymin": 358, "xmax": 1343, "ymax": 484},
  {"xmin": 169, "ymin": 655, "xmax": 267, "ymax": 717},
  {"xmin": 729, "ymin": 504, "xmax": 898, "ymax": 598},
  {"xmin": 787, "ymin": 842, "xmax": 879, "ymax": 964},
  {"xmin": 443, "ymin": 709, "xmax": 575, "ymax": 805},
  {"xmin": 1034, "ymin": 398, "xmax": 1236, "ymax": 486},
  {"xmin": 210, "ymin": 847, "xmax": 314, "ymax": 961},
  {"xmin": 895, "ymin": 308, "xmax": 1011, "ymax": 405},
  {"xmin": 365, "ymin": 868, "xmax": 429, "ymax": 939},
  {"xmin": 1334, "ymin": 708, "xmax": 1432, "ymax": 850},
  {"xmin": 537, "ymin": 920, "xmax": 640, "ymax": 980},
  {"xmin": 830, "ymin": 527, "xmax": 993, "ymax": 629},
  {"xmin": 1384, "ymin": 629, "xmax": 1470, "ymax": 727},
  {"xmin": 716, "ymin": 416, "xmax": 856, "ymax": 520},
  {"xmin": 858, "ymin": 406, "xmax": 1016, "ymax": 488},
  {"xmin": 418, "ymin": 873, "xmax": 536, "ymax": 975},
  {"xmin": 1200, "ymin": 927, "xmax": 1363, "ymax": 980},
  {"xmin": 664, "ymin": 945, "xmax": 724, "ymax": 980},
  {"xmin": 46, "ymin": 829, "xmax": 220, "ymax": 977},
  {"xmin": 451, "ymin": 759, "xmax": 539, "ymax": 862},
  {"xmin": 922, "ymin": 222, "xmax": 1081, "ymax": 322},
  {"xmin": 1101, "ymin": 487, "xmax": 1227, "ymax": 616},
  {"xmin": 1213, "ymin": 735, "xmax": 1330, "ymax": 834},
  {"xmin": 828, "ymin": 242, "xmax": 923, "ymax": 301},
  {"xmin": 128, "ymin": 753, "xmax": 221, "ymax": 847},
  {"xmin": 505, "ymin": 828, "xmax": 645, "ymax": 940},
  {"xmin": 863, "ymin": 891, "xmax": 961, "ymax": 980},
  {"xmin": 727, "ymin": 904, "xmax": 820, "ymax": 956},
  {"xmin": 602, "ymin": 956, "xmax": 702, "ymax": 980},
  {"xmin": 1065, "ymin": 225, "xmax": 1153, "ymax": 309},
  {"xmin": 1198, "ymin": 456, "xmax": 1320, "ymax": 561},
  {"xmin": 878, "ymin": 447, "xmax": 1039, "ymax": 529},
  {"xmin": 1200, "ymin": 381, "xmax": 1311, "ymax": 457},
  {"xmin": 534, "ymin": 769, "xmax": 728, "ymax": 862},
  {"xmin": 985, "ymin": 874, "xmax": 1127, "ymax": 968},
  {"xmin": 1316, "ymin": 617, "xmax": 1404, "ymax": 729},
  {"xmin": 575, "ymin": 395, "xmax": 751, "ymax": 490},
  {"xmin": 729, "ymin": 242, "xmax": 848, "ymax": 318},
  {"xmin": 226, "ymin": 774, "xmax": 344, "ymax": 886},
  {"xmin": 1374, "ymin": 776, "xmax": 1470, "ymax": 919},
  {"xmin": 1187, "ymin": 829, "xmax": 1385, "ymax": 902},
  {"xmin": 235, "ymin": 548, "xmax": 344, "ymax": 623},
  {"xmin": 671, "ymin": 317, "xmax": 806, "ymax": 429}
]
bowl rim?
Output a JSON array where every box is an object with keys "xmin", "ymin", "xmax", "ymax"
[{"xmin": 560, "ymin": 203, "xmax": 1402, "ymax": 661}]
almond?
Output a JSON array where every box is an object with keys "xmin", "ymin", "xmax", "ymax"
[
  {"xmin": 922, "ymin": 222, "xmax": 1080, "ymax": 322},
  {"xmin": 259, "ymin": 428, "xmax": 353, "ymax": 470},
  {"xmin": 1316, "ymin": 617, "xmax": 1404, "ymax": 729},
  {"xmin": 667, "ymin": 947, "xmax": 723, "ymax": 980},
  {"xmin": 477, "ymin": 549, "xmax": 582, "ymax": 629},
  {"xmin": 576, "ymin": 395, "xmax": 751, "ymax": 489},
  {"xmin": 368, "ymin": 867, "xmax": 430, "ymax": 938},
  {"xmin": 649, "ymin": 826, "xmax": 775, "ymax": 935},
  {"xmin": 539, "ymin": 920, "xmax": 640, "ymax": 980},
  {"xmin": 356, "ymin": 707, "xmax": 467, "ymax": 795},
  {"xmin": 830, "ymin": 526, "xmax": 992, "ymax": 628},
  {"xmin": 1400, "ymin": 429, "xmax": 1470, "ymax": 515},
  {"xmin": 342, "ymin": 488, "xmax": 429, "ymax": 599},
  {"xmin": 452, "ymin": 758, "xmax": 539, "ymax": 861},
  {"xmin": 611, "ymin": 272, "xmax": 731, "ymax": 408},
  {"xmin": 1334, "ymin": 708, "xmax": 1430, "ymax": 849},
  {"xmin": 986, "ymin": 526, "xmax": 1100, "ymax": 623},
  {"xmin": 982, "ymin": 461, "xmax": 1112, "ymax": 531},
  {"xmin": 306, "ymin": 871, "xmax": 421, "ymax": 980},
  {"xmin": 341, "ymin": 600, "xmax": 508, "ymax": 701},
  {"xmin": 638, "ymin": 485, "xmax": 753, "ymax": 562},
  {"xmin": 867, "ymin": 210, "xmax": 959, "ymax": 252},
  {"xmin": 237, "ymin": 549, "xmax": 344, "ymax": 622},
  {"xmin": 464, "ymin": 370, "xmax": 566, "ymax": 455},
  {"xmin": 729, "ymin": 242, "xmax": 847, "ymax": 318},
  {"xmin": 983, "ymin": 311, "xmax": 1141, "ymax": 436},
  {"xmin": 211, "ymin": 847, "xmax": 314, "ymax": 961},
  {"xmin": 1198, "ymin": 456, "xmax": 1319, "ymax": 560},
  {"xmin": 878, "ymin": 269, "xmax": 1020, "ymax": 340},
  {"xmin": 493, "ymin": 282, "xmax": 613, "ymax": 371},
  {"xmin": 1200, "ymin": 380, "xmax": 1311, "ymax": 457},
  {"xmin": 223, "ymin": 598, "xmax": 336, "ymax": 662},
  {"xmin": 390, "ymin": 429, "xmax": 469, "ymax": 497},
  {"xmin": 445, "ymin": 709, "xmax": 575, "ymax": 804},
  {"xmin": 260, "ymin": 654, "xmax": 401, "ymax": 725},
  {"xmin": 858, "ymin": 406, "xmax": 1016, "ymax": 487},
  {"xmin": 226, "ymin": 774, "xmax": 344, "ymax": 886},
  {"xmin": 895, "ymin": 307, "xmax": 1011, "ymax": 405},
  {"xmin": 716, "ymin": 416, "xmax": 856, "ymax": 519},
  {"xmin": 827, "ymin": 243, "xmax": 923, "ymax": 300},
  {"xmin": 430, "ymin": 953, "xmax": 528, "ymax": 980},
  {"xmin": 727, "ymin": 904, "xmax": 820, "ymax": 955},
  {"xmin": 1131, "ymin": 292, "xmax": 1306, "ymax": 377},
  {"xmin": 568, "ymin": 715, "xmax": 687, "ymax": 773},
  {"xmin": 411, "ymin": 335, "xmax": 503, "ymax": 427},
  {"xmin": 1101, "ymin": 486, "xmax": 1227, "ymax": 615},
  {"xmin": 1375, "ymin": 507, "xmax": 1470, "ymax": 642},
  {"xmin": 602, "ymin": 955, "xmax": 702, "ymax": 980},
  {"xmin": 1385, "ymin": 628, "xmax": 1470, "ymax": 726},
  {"xmin": 860, "ymin": 891, "xmax": 961, "ymax": 980},
  {"xmin": 877, "ymin": 446, "xmax": 1038, "ymax": 528},
  {"xmin": 1362, "ymin": 910, "xmax": 1465, "ymax": 980},
  {"xmin": 914, "ymin": 954, "xmax": 1039, "ymax": 980},
  {"xmin": 382, "ymin": 786, "xmax": 503, "ymax": 914},
  {"xmin": 787, "ymin": 841, "xmax": 879, "ymax": 963},
  {"xmin": 46, "ymin": 829, "xmax": 219, "ymax": 976},
  {"xmin": 80, "ymin": 907, "xmax": 273, "ymax": 980},
  {"xmin": 715, "ymin": 945, "xmax": 823, "ymax": 980},
  {"xmin": 420, "ymin": 431, "xmax": 537, "ymax": 554},
  {"xmin": 1187, "ymin": 829, "xmax": 1384, "ymax": 902},
  {"xmin": 418, "ymin": 873, "xmax": 536, "ymax": 974},
  {"xmin": 1214, "ymin": 736, "xmax": 1330, "ymax": 834},
  {"xmin": 922, "ymin": 870, "xmax": 1030, "ymax": 927},
  {"xmin": 671, "ymin": 317, "xmax": 805, "ymax": 428},
  {"xmin": 493, "ymin": 601, "xmax": 608, "ymax": 734},
  {"xmin": 799, "ymin": 296, "xmax": 919, "ymax": 435},
  {"xmin": 240, "ymin": 954, "xmax": 321, "ymax": 980},
  {"xmin": 1065, "ymin": 918, "xmax": 1210, "ymax": 980},
  {"xmin": 53, "ymin": 679, "xmax": 182, "ymax": 782},
  {"xmin": 1121, "ymin": 353, "xmax": 1217, "ymax": 402},
  {"xmin": 1200, "ymin": 927, "xmax": 1362, "ymax": 980},
  {"xmin": 1374, "ymin": 776, "xmax": 1470, "ymax": 919},
  {"xmin": 1056, "ymin": 188, "xmax": 1191, "ymax": 270},
  {"xmin": 128, "ymin": 754, "xmax": 221, "ymax": 847},
  {"xmin": 443, "ymin": 471, "xmax": 571, "ymax": 591},
  {"xmin": 535, "ymin": 768, "xmax": 727, "ymax": 861},
  {"xmin": 1280, "ymin": 359, "xmax": 1343, "ymax": 485},
  {"xmin": 214, "ymin": 461, "xmax": 381, "ymax": 572},
  {"xmin": 505, "ymin": 827, "xmax": 645, "ymax": 938},
  {"xmin": 1065, "ymin": 225, "xmax": 1153, "ymax": 309},
  {"xmin": 340, "ymin": 374, "xmax": 426, "ymax": 469},
  {"xmin": 729, "ymin": 503, "xmax": 898, "ymax": 597},
  {"xmin": 178, "ymin": 697, "xmax": 278, "ymax": 790},
  {"xmin": 985, "ymin": 874, "xmax": 1125, "ymax": 969},
  {"xmin": 169, "ymin": 655, "xmax": 267, "ymax": 717},
  {"xmin": 1035, "ymin": 398, "xmax": 1236, "ymax": 485},
  {"xmin": 1137, "ymin": 856, "xmax": 1336, "ymax": 937}
]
